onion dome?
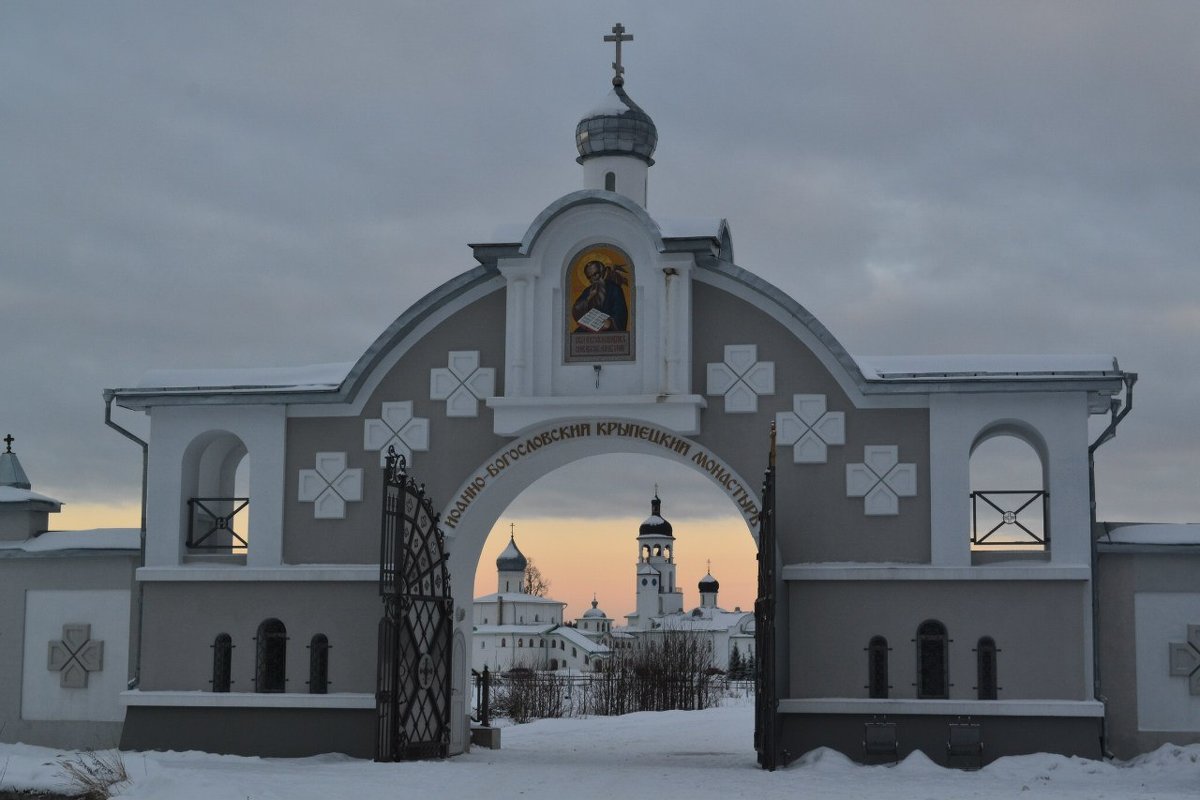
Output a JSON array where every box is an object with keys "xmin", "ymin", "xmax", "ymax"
[
  {"xmin": 582, "ymin": 596, "xmax": 607, "ymax": 619},
  {"xmin": 496, "ymin": 533, "xmax": 527, "ymax": 572},
  {"xmin": 575, "ymin": 83, "xmax": 658, "ymax": 166},
  {"xmin": 699, "ymin": 572, "xmax": 720, "ymax": 594},
  {"xmin": 0, "ymin": 434, "xmax": 31, "ymax": 489},
  {"xmin": 638, "ymin": 494, "xmax": 673, "ymax": 538}
]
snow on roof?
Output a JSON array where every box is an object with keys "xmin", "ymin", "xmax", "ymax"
[
  {"xmin": 554, "ymin": 625, "xmax": 610, "ymax": 653},
  {"xmin": 134, "ymin": 362, "xmax": 353, "ymax": 393},
  {"xmin": 855, "ymin": 354, "xmax": 1119, "ymax": 381},
  {"xmin": 473, "ymin": 624, "xmax": 556, "ymax": 636},
  {"xmin": 656, "ymin": 218, "xmax": 725, "ymax": 240},
  {"xmin": 473, "ymin": 592, "xmax": 566, "ymax": 605},
  {"xmin": 0, "ymin": 485, "xmax": 62, "ymax": 506},
  {"xmin": 0, "ymin": 528, "xmax": 140, "ymax": 554},
  {"xmin": 1102, "ymin": 523, "xmax": 1200, "ymax": 546}
]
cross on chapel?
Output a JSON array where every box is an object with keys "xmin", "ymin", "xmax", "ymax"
[
  {"xmin": 604, "ymin": 22, "xmax": 633, "ymax": 86},
  {"xmin": 3, "ymin": 434, "xmax": 13, "ymax": 453}
]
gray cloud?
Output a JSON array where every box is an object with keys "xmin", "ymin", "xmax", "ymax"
[{"xmin": 2, "ymin": 3, "xmax": 1197, "ymax": 523}]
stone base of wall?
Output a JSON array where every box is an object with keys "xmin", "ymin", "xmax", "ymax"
[
  {"xmin": 120, "ymin": 707, "xmax": 376, "ymax": 758},
  {"xmin": 0, "ymin": 720, "xmax": 123, "ymax": 751},
  {"xmin": 777, "ymin": 713, "xmax": 1103, "ymax": 768}
]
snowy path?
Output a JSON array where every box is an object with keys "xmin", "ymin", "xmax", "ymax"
[{"xmin": 2, "ymin": 704, "xmax": 1199, "ymax": 799}]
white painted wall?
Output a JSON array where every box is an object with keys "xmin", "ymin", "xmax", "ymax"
[
  {"xmin": 145, "ymin": 404, "xmax": 286, "ymax": 567},
  {"xmin": 1135, "ymin": 592, "xmax": 1200, "ymax": 732},
  {"xmin": 21, "ymin": 590, "xmax": 130, "ymax": 722}
]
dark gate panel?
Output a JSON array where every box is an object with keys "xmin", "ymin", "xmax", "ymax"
[
  {"xmin": 375, "ymin": 448, "xmax": 453, "ymax": 762},
  {"xmin": 755, "ymin": 423, "xmax": 780, "ymax": 770}
]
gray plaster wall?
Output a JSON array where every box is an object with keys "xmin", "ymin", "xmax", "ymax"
[
  {"xmin": 690, "ymin": 282, "xmax": 932, "ymax": 565},
  {"xmin": 788, "ymin": 580, "xmax": 1088, "ymax": 699},
  {"xmin": 283, "ymin": 288, "xmax": 510, "ymax": 565},
  {"xmin": 121, "ymin": 707, "xmax": 374, "ymax": 758},
  {"xmin": 138, "ymin": 581, "xmax": 378, "ymax": 693},
  {"xmin": 0, "ymin": 552, "xmax": 137, "ymax": 748},
  {"xmin": 1097, "ymin": 550, "xmax": 1200, "ymax": 758},
  {"xmin": 778, "ymin": 713, "xmax": 1102, "ymax": 767}
]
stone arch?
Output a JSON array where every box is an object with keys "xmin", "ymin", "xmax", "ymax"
[
  {"xmin": 969, "ymin": 420, "xmax": 1050, "ymax": 547},
  {"xmin": 180, "ymin": 430, "xmax": 250, "ymax": 554}
]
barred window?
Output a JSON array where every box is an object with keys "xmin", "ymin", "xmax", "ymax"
[
  {"xmin": 211, "ymin": 633, "xmax": 232, "ymax": 692},
  {"xmin": 916, "ymin": 620, "xmax": 949, "ymax": 699},
  {"xmin": 867, "ymin": 636, "xmax": 889, "ymax": 699},
  {"xmin": 255, "ymin": 618, "xmax": 287, "ymax": 693},
  {"xmin": 976, "ymin": 636, "xmax": 998, "ymax": 700},
  {"xmin": 309, "ymin": 634, "xmax": 330, "ymax": 695}
]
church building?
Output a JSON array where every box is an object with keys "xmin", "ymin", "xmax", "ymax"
[{"xmin": 0, "ymin": 22, "xmax": 1189, "ymax": 767}]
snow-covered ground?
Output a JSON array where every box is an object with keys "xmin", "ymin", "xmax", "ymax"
[{"xmin": 2, "ymin": 703, "xmax": 1198, "ymax": 799}]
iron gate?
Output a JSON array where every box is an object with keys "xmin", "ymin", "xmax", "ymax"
[
  {"xmin": 375, "ymin": 448, "xmax": 453, "ymax": 761},
  {"xmin": 754, "ymin": 423, "xmax": 780, "ymax": 770}
]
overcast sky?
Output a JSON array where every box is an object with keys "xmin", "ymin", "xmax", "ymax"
[{"xmin": 4, "ymin": 2, "xmax": 1199, "ymax": 530}]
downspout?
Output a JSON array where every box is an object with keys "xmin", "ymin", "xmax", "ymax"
[
  {"xmin": 1087, "ymin": 372, "xmax": 1136, "ymax": 758},
  {"xmin": 104, "ymin": 390, "xmax": 148, "ymax": 689}
]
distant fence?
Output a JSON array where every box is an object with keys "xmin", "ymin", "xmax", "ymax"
[{"xmin": 482, "ymin": 671, "xmax": 754, "ymax": 723}]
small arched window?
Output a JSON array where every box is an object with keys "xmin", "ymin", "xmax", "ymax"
[
  {"xmin": 976, "ymin": 637, "xmax": 998, "ymax": 700},
  {"xmin": 653, "ymin": 545, "xmax": 662, "ymax": 557},
  {"xmin": 916, "ymin": 620, "xmax": 949, "ymax": 699},
  {"xmin": 500, "ymin": 638, "xmax": 506, "ymax": 647},
  {"xmin": 211, "ymin": 633, "xmax": 232, "ymax": 692},
  {"xmin": 308, "ymin": 634, "xmax": 330, "ymax": 694},
  {"xmin": 255, "ymin": 618, "xmax": 287, "ymax": 693},
  {"xmin": 604, "ymin": 171, "xmax": 616, "ymax": 191},
  {"xmin": 867, "ymin": 636, "xmax": 889, "ymax": 699}
]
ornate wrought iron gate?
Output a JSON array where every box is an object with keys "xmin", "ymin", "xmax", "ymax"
[
  {"xmin": 376, "ymin": 448, "xmax": 453, "ymax": 761},
  {"xmin": 754, "ymin": 424, "xmax": 780, "ymax": 770}
]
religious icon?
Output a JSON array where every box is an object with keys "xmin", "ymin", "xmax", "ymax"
[{"xmin": 565, "ymin": 244, "xmax": 634, "ymax": 363}]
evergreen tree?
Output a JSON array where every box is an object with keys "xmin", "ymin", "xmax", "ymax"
[{"xmin": 729, "ymin": 644, "xmax": 744, "ymax": 679}]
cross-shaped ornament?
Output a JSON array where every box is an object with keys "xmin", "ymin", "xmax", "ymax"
[
  {"xmin": 604, "ymin": 22, "xmax": 633, "ymax": 86},
  {"xmin": 3, "ymin": 434, "xmax": 13, "ymax": 453}
]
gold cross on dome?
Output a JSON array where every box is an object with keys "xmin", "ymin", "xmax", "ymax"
[{"xmin": 604, "ymin": 22, "xmax": 633, "ymax": 85}]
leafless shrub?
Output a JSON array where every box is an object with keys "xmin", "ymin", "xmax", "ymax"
[{"xmin": 57, "ymin": 751, "xmax": 128, "ymax": 800}]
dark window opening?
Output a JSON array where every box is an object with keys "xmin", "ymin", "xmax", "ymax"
[
  {"xmin": 867, "ymin": 636, "xmax": 889, "ymax": 699},
  {"xmin": 255, "ymin": 618, "xmax": 287, "ymax": 693},
  {"xmin": 916, "ymin": 620, "xmax": 949, "ymax": 699},
  {"xmin": 604, "ymin": 171, "xmax": 616, "ymax": 191},
  {"xmin": 309, "ymin": 634, "xmax": 330, "ymax": 694},
  {"xmin": 976, "ymin": 636, "xmax": 998, "ymax": 699},
  {"xmin": 211, "ymin": 633, "xmax": 232, "ymax": 692}
]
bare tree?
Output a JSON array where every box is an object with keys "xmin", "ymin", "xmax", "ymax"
[{"xmin": 523, "ymin": 558, "xmax": 550, "ymax": 597}]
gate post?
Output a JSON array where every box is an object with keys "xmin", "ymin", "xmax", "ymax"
[{"xmin": 754, "ymin": 423, "xmax": 780, "ymax": 770}]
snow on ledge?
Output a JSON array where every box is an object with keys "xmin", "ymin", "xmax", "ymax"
[
  {"xmin": 1102, "ymin": 523, "xmax": 1200, "ymax": 546},
  {"xmin": 133, "ymin": 362, "xmax": 353, "ymax": 392},
  {"xmin": 855, "ymin": 354, "xmax": 1120, "ymax": 381},
  {"xmin": 0, "ymin": 528, "xmax": 140, "ymax": 553},
  {"xmin": 0, "ymin": 485, "xmax": 63, "ymax": 506}
]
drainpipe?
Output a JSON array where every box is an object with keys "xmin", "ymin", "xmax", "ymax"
[
  {"xmin": 104, "ymin": 390, "xmax": 148, "ymax": 689},
  {"xmin": 1087, "ymin": 372, "xmax": 1136, "ymax": 758}
]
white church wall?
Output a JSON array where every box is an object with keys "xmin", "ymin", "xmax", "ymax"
[
  {"xmin": 145, "ymin": 404, "xmax": 286, "ymax": 568},
  {"xmin": 1133, "ymin": 592, "xmax": 1200, "ymax": 732},
  {"xmin": 21, "ymin": 589, "xmax": 131, "ymax": 722},
  {"xmin": 928, "ymin": 391, "xmax": 1092, "ymax": 567}
]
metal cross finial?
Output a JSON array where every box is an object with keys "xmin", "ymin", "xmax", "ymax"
[
  {"xmin": 707, "ymin": 559, "xmax": 711, "ymax": 574},
  {"xmin": 604, "ymin": 22, "xmax": 633, "ymax": 86},
  {"xmin": 3, "ymin": 434, "xmax": 12, "ymax": 453},
  {"xmin": 509, "ymin": 522, "xmax": 515, "ymax": 539}
]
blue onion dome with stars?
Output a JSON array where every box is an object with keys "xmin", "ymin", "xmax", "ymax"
[{"xmin": 576, "ymin": 22, "xmax": 658, "ymax": 165}]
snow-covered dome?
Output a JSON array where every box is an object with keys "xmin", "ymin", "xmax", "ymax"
[
  {"xmin": 0, "ymin": 435, "xmax": 31, "ymax": 490},
  {"xmin": 582, "ymin": 597, "xmax": 607, "ymax": 619},
  {"xmin": 496, "ymin": 534, "xmax": 527, "ymax": 572},
  {"xmin": 699, "ymin": 572, "xmax": 719, "ymax": 593},
  {"xmin": 575, "ymin": 82, "xmax": 658, "ymax": 166},
  {"xmin": 638, "ymin": 495, "xmax": 673, "ymax": 538}
]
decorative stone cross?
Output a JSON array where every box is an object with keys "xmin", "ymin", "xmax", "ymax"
[
  {"xmin": 1168, "ymin": 624, "xmax": 1200, "ymax": 696},
  {"xmin": 604, "ymin": 22, "xmax": 633, "ymax": 85},
  {"xmin": 47, "ymin": 624, "xmax": 104, "ymax": 688}
]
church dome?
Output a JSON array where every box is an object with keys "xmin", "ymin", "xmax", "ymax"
[
  {"xmin": 638, "ymin": 494, "xmax": 673, "ymax": 538},
  {"xmin": 575, "ymin": 82, "xmax": 658, "ymax": 166},
  {"xmin": 496, "ymin": 534, "xmax": 527, "ymax": 572},
  {"xmin": 699, "ymin": 572, "xmax": 720, "ymax": 593},
  {"xmin": 582, "ymin": 597, "xmax": 607, "ymax": 619},
  {"xmin": 0, "ymin": 435, "xmax": 31, "ymax": 490}
]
